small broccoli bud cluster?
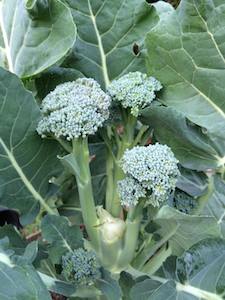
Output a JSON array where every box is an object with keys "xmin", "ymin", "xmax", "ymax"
[
  {"xmin": 170, "ymin": 189, "xmax": 197, "ymax": 214},
  {"xmin": 107, "ymin": 72, "xmax": 162, "ymax": 116},
  {"xmin": 37, "ymin": 78, "xmax": 111, "ymax": 140},
  {"xmin": 117, "ymin": 176, "xmax": 146, "ymax": 207},
  {"xmin": 62, "ymin": 248, "xmax": 101, "ymax": 285},
  {"xmin": 118, "ymin": 144, "xmax": 180, "ymax": 207}
]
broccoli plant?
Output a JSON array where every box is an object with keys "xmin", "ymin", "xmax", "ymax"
[
  {"xmin": 36, "ymin": 72, "xmax": 178, "ymax": 275},
  {"xmin": 0, "ymin": 0, "xmax": 225, "ymax": 299}
]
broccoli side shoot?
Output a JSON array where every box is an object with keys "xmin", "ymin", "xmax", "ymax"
[
  {"xmin": 118, "ymin": 143, "xmax": 180, "ymax": 207},
  {"xmin": 170, "ymin": 189, "xmax": 197, "ymax": 214},
  {"xmin": 62, "ymin": 248, "xmax": 101, "ymax": 285},
  {"xmin": 37, "ymin": 78, "xmax": 111, "ymax": 140},
  {"xmin": 107, "ymin": 72, "xmax": 162, "ymax": 116}
]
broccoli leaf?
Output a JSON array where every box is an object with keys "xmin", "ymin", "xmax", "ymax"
[
  {"xmin": 36, "ymin": 0, "xmax": 167, "ymax": 92},
  {"xmin": 130, "ymin": 238, "xmax": 225, "ymax": 300},
  {"xmin": 0, "ymin": 0, "xmax": 76, "ymax": 78},
  {"xmin": 153, "ymin": 205, "xmax": 221, "ymax": 256},
  {"xmin": 0, "ymin": 68, "xmax": 62, "ymax": 224},
  {"xmin": 201, "ymin": 175, "xmax": 225, "ymax": 237},
  {"xmin": 142, "ymin": 105, "xmax": 224, "ymax": 171},
  {"xmin": 0, "ymin": 225, "xmax": 26, "ymax": 255},
  {"xmin": 176, "ymin": 167, "xmax": 208, "ymax": 197},
  {"xmin": 96, "ymin": 269, "xmax": 122, "ymax": 300},
  {"xmin": 0, "ymin": 237, "xmax": 51, "ymax": 300},
  {"xmin": 130, "ymin": 279, "xmax": 195, "ymax": 300},
  {"xmin": 177, "ymin": 238, "xmax": 225, "ymax": 296},
  {"xmin": 38, "ymin": 271, "xmax": 77, "ymax": 297},
  {"xmin": 146, "ymin": 0, "xmax": 225, "ymax": 153},
  {"xmin": 41, "ymin": 214, "xmax": 83, "ymax": 264}
]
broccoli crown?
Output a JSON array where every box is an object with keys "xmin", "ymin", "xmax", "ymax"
[
  {"xmin": 107, "ymin": 72, "xmax": 162, "ymax": 116},
  {"xmin": 118, "ymin": 143, "xmax": 180, "ymax": 207},
  {"xmin": 62, "ymin": 248, "xmax": 101, "ymax": 285},
  {"xmin": 37, "ymin": 78, "xmax": 111, "ymax": 140},
  {"xmin": 117, "ymin": 176, "xmax": 146, "ymax": 207}
]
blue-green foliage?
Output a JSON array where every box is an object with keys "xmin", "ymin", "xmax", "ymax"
[
  {"xmin": 62, "ymin": 248, "xmax": 101, "ymax": 285},
  {"xmin": 118, "ymin": 144, "xmax": 180, "ymax": 207},
  {"xmin": 37, "ymin": 78, "xmax": 111, "ymax": 140},
  {"xmin": 107, "ymin": 72, "xmax": 162, "ymax": 116}
]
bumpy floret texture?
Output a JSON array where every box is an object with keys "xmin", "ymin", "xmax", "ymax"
[
  {"xmin": 62, "ymin": 248, "xmax": 100, "ymax": 285},
  {"xmin": 37, "ymin": 78, "xmax": 111, "ymax": 140},
  {"xmin": 107, "ymin": 72, "xmax": 162, "ymax": 116},
  {"xmin": 117, "ymin": 176, "xmax": 146, "ymax": 207},
  {"xmin": 170, "ymin": 190, "xmax": 197, "ymax": 214},
  {"xmin": 119, "ymin": 144, "xmax": 180, "ymax": 207}
]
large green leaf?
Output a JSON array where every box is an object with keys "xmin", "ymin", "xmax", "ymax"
[
  {"xmin": 0, "ymin": 68, "xmax": 61, "ymax": 224},
  {"xmin": 0, "ymin": 225, "xmax": 26, "ymax": 255},
  {"xmin": 130, "ymin": 277, "xmax": 225, "ymax": 300},
  {"xmin": 39, "ymin": 272, "xmax": 77, "ymax": 297},
  {"xmin": 177, "ymin": 238, "xmax": 225, "ymax": 296},
  {"xmin": 127, "ymin": 265, "xmax": 224, "ymax": 300},
  {"xmin": 0, "ymin": 0, "xmax": 76, "ymax": 78},
  {"xmin": 96, "ymin": 270, "xmax": 122, "ymax": 300},
  {"xmin": 130, "ymin": 279, "xmax": 195, "ymax": 300},
  {"xmin": 153, "ymin": 206, "xmax": 221, "ymax": 256},
  {"xmin": 41, "ymin": 214, "xmax": 83, "ymax": 264},
  {"xmin": 146, "ymin": 0, "xmax": 225, "ymax": 149},
  {"xmin": 142, "ymin": 105, "xmax": 224, "ymax": 171},
  {"xmin": 119, "ymin": 272, "xmax": 135, "ymax": 300},
  {"xmin": 0, "ymin": 237, "xmax": 51, "ymax": 300},
  {"xmin": 201, "ymin": 175, "xmax": 225, "ymax": 236},
  {"xmin": 176, "ymin": 167, "xmax": 208, "ymax": 197},
  {"xmin": 37, "ymin": 0, "xmax": 162, "ymax": 92}
]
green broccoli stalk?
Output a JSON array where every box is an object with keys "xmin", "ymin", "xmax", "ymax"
[
  {"xmin": 37, "ymin": 78, "xmax": 111, "ymax": 250},
  {"xmin": 96, "ymin": 207, "xmax": 126, "ymax": 270},
  {"xmin": 106, "ymin": 72, "xmax": 162, "ymax": 217}
]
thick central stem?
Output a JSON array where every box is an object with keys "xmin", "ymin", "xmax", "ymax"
[{"xmin": 72, "ymin": 138, "xmax": 99, "ymax": 250}]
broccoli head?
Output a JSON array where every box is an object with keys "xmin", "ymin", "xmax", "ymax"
[
  {"xmin": 107, "ymin": 72, "xmax": 162, "ymax": 116},
  {"xmin": 62, "ymin": 248, "xmax": 101, "ymax": 285},
  {"xmin": 118, "ymin": 143, "xmax": 180, "ymax": 207},
  {"xmin": 37, "ymin": 78, "xmax": 111, "ymax": 140}
]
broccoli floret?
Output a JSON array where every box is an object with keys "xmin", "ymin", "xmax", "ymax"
[
  {"xmin": 107, "ymin": 72, "xmax": 162, "ymax": 116},
  {"xmin": 170, "ymin": 189, "xmax": 197, "ymax": 214},
  {"xmin": 37, "ymin": 78, "xmax": 111, "ymax": 140},
  {"xmin": 61, "ymin": 248, "xmax": 101, "ymax": 285},
  {"xmin": 117, "ymin": 176, "xmax": 146, "ymax": 207},
  {"xmin": 118, "ymin": 143, "xmax": 180, "ymax": 207}
]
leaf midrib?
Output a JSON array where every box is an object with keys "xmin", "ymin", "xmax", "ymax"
[
  {"xmin": 87, "ymin": 0, "xmax": 110, "ymax": 87},
  {"xmin": 48, "ymin": 223, "xmax": 72, "ymax": 252},
  {"xmin": 0, "ymin": 137, "xmax": 54, "ymax": 215}
]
